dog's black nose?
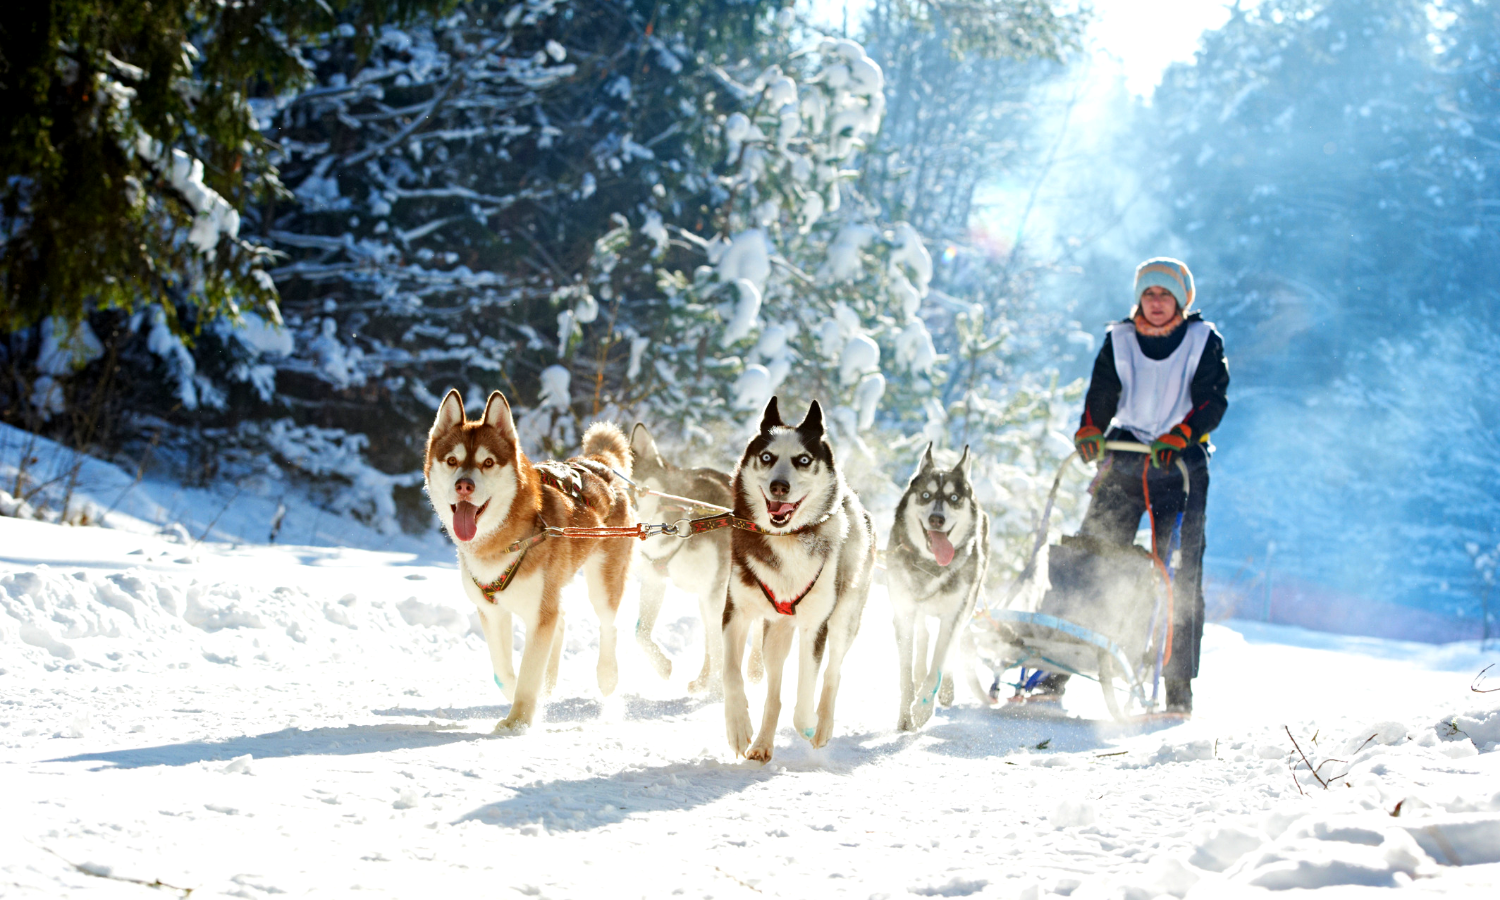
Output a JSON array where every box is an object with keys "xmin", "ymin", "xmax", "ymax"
[
  {"xmin": 928, "ymin": 513, "xmax": 945, "ymax": 530},
  {"xmin": 769, "ymin": 479, "xmax": 790, "ymax": 498},
  {"xmin": 455, "ymin": 478, "xmax": 475, "ymax": 498}
]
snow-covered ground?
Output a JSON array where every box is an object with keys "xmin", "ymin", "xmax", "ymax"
[{"xmin": 3, "ymin": 511, "xmax": 1498, "ymax": 899}]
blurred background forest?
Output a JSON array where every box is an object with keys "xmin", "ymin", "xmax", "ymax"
[{"xmin": 2, "ymin": 0, "xmax": 1496, "ymax": 642}]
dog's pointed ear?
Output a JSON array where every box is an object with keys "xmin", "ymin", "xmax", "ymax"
[
  {"xmin": 630, "ymin": 422, "xmax": 660, "ymax": 463},
  {"xmin": 796, "ymin": 400, "xmax": 825, "ymax": 439},
  {"xmin": 919, "ymin": 442, "xmax": 936, "ymax": 472},
  {"xmin": 759, "ymin": 396, "xmax": 783, "ymax": 433},
  {"xmin": 482, "ymin": 391, "xmax": 517, "ymax": 443},
  {"xmin": 432, "ymin": 389, "xmax": 465, "ymax": 437},
  {"xmin": 954, "ymin": 444, "xmax": 972, "ymax": 479}
]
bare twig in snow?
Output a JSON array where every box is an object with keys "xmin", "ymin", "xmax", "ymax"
[
  {"xmin": 1285, "ymin": 725, "xmax": 1328, "ymax": 789},
  {"xmin": 39, "ymin": 844, "xmax": 193, "ymax": 896},
  {"xmin": 1472, "ymin": 664, "xmax": 1498, "ymax": 693}
]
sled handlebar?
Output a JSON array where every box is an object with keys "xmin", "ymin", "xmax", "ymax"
[{"xmin": 1099, "ymin": 441, "xmax": 1192, "ymax": 493}]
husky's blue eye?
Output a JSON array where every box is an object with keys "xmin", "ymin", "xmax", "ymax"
[
  {"xmin": 950, "ymin": 494, "xmax": 958, "ymax": 503},
  {"xmin": 794, "ymin": 455, "xmax": 810, "ymax": 466},
  {"xmin": 760, "ymin": 452, "xmax": 773, "ymax": 464},
  {"xmin": 921, "ymin": 492, "xmax": 930, "ymax": 500}
]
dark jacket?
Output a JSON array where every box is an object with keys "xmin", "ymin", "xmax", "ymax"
[{"xmin": 1081, "ymin": 312, "xmax": 1229, "ymax": 456}]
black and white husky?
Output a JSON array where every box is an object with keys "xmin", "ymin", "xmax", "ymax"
[
  {"xmin": 629, "ymin": 423, "xmax": 737, "ymax": 693},
  {"xmin": 722, "ymin": 398, "xmax": 876, "ymax": 761},
  {"xmin": 887, "ymin": 443, "xmax": 991, "ymax": 730}
]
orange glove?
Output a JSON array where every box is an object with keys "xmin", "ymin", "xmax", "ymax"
[
  {"xmin": 1074, "ymin": 425, "xmax": 1105, "ymax": 463},
  {"xmin": 1150, "ymin": 423, "xmax": 1193, "ymax": 469}
]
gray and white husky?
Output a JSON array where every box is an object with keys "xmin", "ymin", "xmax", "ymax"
[
  {"xmin": 629, "ymin": 423, "xmax": 737, "ymax": 693},
  {"xmin": 722, "ymin": 397, "xmax": 876, "ymax": 761},
  {"xmin": 887, "ymin": 443, "xmax": 991, "ymax": 730}
]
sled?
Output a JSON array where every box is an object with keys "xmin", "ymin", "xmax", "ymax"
[{"xmin": 970, "ymin": 441, "xmax": 1190, "ymax": 722}]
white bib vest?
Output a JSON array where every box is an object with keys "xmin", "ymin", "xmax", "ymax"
[{"xmin": 1109, "ymin": 320, "xmax": 1211, "ymax": 443}]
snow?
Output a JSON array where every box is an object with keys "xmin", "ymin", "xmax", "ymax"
[
  {"xmin": 226, "ymin": 309, "xmax": 294, "ymax": 358},
  {"xmin": 146, "ymin": 307, "xmax": 208, "ymax": 410},
  {"xmin": 30, "ymin": 318, "xmax": 105, "ymax": 419},
  {"xmin": 538, "ymin": 365, "xmax": 571, "ymax": 410},
  {"xmin": 839, "ymin": 332, "xmax": 880, "ymax": 385},
  {"xmin": 718, "ymin": 278, "xmax": 762, "ymax": 347},
  {"xmin": 854, "ymin": 371, "xmax": 886, "ymax": 430},
  {"xmin": 2, "ymin": 509, "xmax": 1497, "ymax": 898},
  {"xmin": 732, "ymin": 364, "xmax": 772, "ymax": 411},
  {"xmin": 135, "ymin": 137, "xmax": 242, "ymax": 252},
  {"xmin": 711, "ymin": 229, "xmax": 772, "ymax": 294},
  {"xmin": 889, "ymin": 222, "xmax": 933, "ymax": 299},
  {"xmin": 824, "ymin": 223, "xmax": 878, "ymax": 282}
]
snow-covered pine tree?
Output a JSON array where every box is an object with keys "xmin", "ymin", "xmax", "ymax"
[{"xmin": 851, "ymin": 1, "xmax": 1091, "ymax": 579}]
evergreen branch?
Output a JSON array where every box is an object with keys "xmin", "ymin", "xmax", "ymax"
[{"xmin": 341, "ymin": 37, "xmax": 507, "ymax": 169}]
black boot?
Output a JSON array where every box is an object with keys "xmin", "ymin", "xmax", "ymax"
[{"xmin": 1165, "ymin": 678, "xmax": 1192, "ymax": 714}]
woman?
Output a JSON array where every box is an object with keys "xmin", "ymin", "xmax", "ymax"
[{"xmin": 1031, "ymin": 257, "xmax": 1229, "ymax": 715}]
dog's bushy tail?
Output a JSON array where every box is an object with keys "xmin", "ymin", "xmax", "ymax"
[{"xmin": 582, "ymin": 422, "xmax": 632, "ymax": 478}]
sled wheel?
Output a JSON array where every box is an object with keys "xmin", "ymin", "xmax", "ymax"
[{"xmin": 1097, "ymin": 651, "xmax": 1132, "ymax": 723}]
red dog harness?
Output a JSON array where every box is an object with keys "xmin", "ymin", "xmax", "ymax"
[{"xmin": 753, "ymin": 560, "xmax": 826, "ymax": 616}]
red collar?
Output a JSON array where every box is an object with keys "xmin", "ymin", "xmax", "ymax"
[{"xmin": 753, "ymin": 561, "xmax": 826, "ymax": 615}]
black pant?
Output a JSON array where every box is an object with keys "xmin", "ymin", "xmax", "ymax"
[{"xmin": 1042, "ymin": 448, "xmax": 1210, "ymax": 689}]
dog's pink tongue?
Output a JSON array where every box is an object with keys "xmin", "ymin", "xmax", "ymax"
[
  {"xmin": 767, "ymin": 500, "xmax": 797, "ymax": 517},
  {"xmin": 452, "ymin": 502, "xmax": 480, "ymax": 542},
  {"xmin": 928, "ymin": 530, "xmax": 955, "ymax": 566}
]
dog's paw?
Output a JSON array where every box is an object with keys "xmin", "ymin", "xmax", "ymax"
[
  {"xmin": 492, "ymin": 716, "xmax": 530, "ymax": 736},
  {"xmin": 637, "ymin": 638, "xmax": 673, "ymax": 680},
  {"xmin": 811, "ymin": 714, "xmax": 834, "ymax": 749},
  {"xmin": 792, "ymin": 705, "xmax": 816, "ymax": 739},
  {"xmin": 687, "ymin": 675, "xmax": 722, "ymax": 697},
  {"xmin": 897, "ymin": 712, "xmax": 916, "ymax": 732},
  {"xmin": 596, "ymin": 660, "xmax": 619, "ymax": 697},
  {"xmin": 909, "ymin": 693, "xmax": 937, "ymax": 729},
  {"xmin": 938, "ymin": 674, "xmax": 955, "ymax": 707},
  {"xmin": 745, "ymin": 737, "xmax": 774, "ymax": 763},
  {"xmin": 725, "ymin": 703, "xmax": 754, "ymax": 757}
]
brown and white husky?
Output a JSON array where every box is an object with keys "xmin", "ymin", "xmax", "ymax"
[{"xmin": 424, "ymin": 389, "xmax": 634, "ymax": 732}]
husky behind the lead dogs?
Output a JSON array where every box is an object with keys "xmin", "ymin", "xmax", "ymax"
[
  {"xmin": 629, "ymin": 423, "xmax": 737, "ymax": 692},
  {"xmin": 722, "ymin": 398, "xmax": 875, "ymax": 761},
  {"xmin": 424, "ymin": 389, "xmax": 634, "ymax": 731},
  {"xmin": 888, "ymin": 443, "xmax": 990, "ymax": 730}
]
